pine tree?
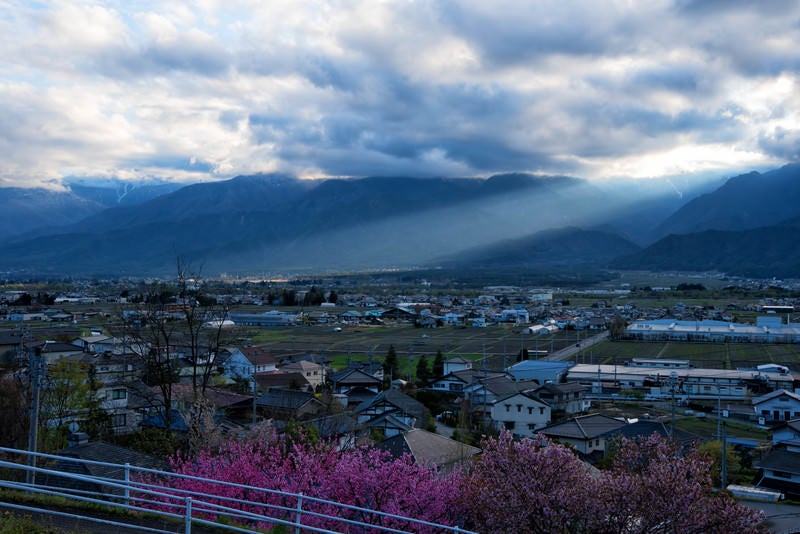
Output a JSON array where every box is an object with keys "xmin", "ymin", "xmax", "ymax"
[
  {"xmin": 415, "ymin": 354, "xmax": 430, "ymax": 386},
  {"xmin": 432, "ymin": 350, "xmax": 445, "ymax": 378},
  {"xmin": 383, "ymin": 345, "xmax": 399, "ymax": 382}
]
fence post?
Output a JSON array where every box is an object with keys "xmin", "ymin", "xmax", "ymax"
[
  {"xmin": 294, "ymin": 493, "xmax": 304, "ymax": 534},
  {"xmin": 185, "ymin": 497, "xmax": 193, "ymax": 534},
  {"xmin": 124, "ymin": 463, "xmax": 130, "ymax": 506}
]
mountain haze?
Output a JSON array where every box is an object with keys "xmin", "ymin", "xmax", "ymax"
[
  {"xmin": 436, "ymin": 227, "xmax": 641, "ymax": 268},
  {"xmin": 1, "ymin": 166, "xmax": 799, "ymax": 278}
]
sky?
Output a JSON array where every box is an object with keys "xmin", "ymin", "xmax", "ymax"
[{"xmin": 2, "ymin": 0, "xmax": 800, "ymax": 189}]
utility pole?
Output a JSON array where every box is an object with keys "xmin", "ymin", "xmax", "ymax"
[
  {"xmin": 252, "ymin": 377, "xmax": 257, "ymax": 425},
  {"xmin": 27, "ymin": 347, "xmax": 43, "ymax": 486},
  {"xmin": 721, "ymin": 421, "xmax": 728, "ymax": 489},
  {"xmin": 670, "ymin": 371, "xmax": 677, "ymax": 439}
]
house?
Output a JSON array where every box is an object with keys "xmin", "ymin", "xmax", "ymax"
[
  {"xmin": 355, "ymin": 389, "xmax": 429, "ymax": 434},
  {"xmin": 96, "ymin": 381, "xmax": 141, "ymax": 434},
  {"xmin": 0, "ymin": 329, "xmax": 30, "ymax": 364},
  {"xmin": 532, "ymin": 382, "xmax": 590, "ymax": 418},
  {"xmin": 242, "ymin": 346, "xmax": 279, "ymax": 374},
  {"xmin": 302, "ymin": 413, "xmax": 360, "ymax": 450},
  {"xmin": 430, "ymin": 369, "xmax": 506, "ymax": 394},
  {"xmin": 217, "ymin": 346, "xmax": 254, "ymax": 382},
  {"xmin": 377, "ymin": 428, "xmax": 480, "ymax": 471},
  {"xmin": 256, "ymin": 388, "xmax": 322, "ymax": 421},
  {"xmin": 505, "ymin": 360, "xmax": 572, "ymax": 384},
  {"xmin": 755, "ymin": 444, "xmax": 800, "ymax": 500},
  {"xmin": 443, "ymin": 356, "xmax": 473, "ymax": 375},
  {"xmin": 537, "ymin": 413, "xmax": 627, "ymax": 456},
  {"xmin": 773, "ymin": 419, "xmax": 800, "ymax": 446},
  {"xmin": 228, "ymin": 310, "xmax": 297, "ymax": 327},
  {"xmin": 490, "ymin": 391, "xmax": 551, "ymax": 438},
  {"xmin": 753, "ymin": 390, "xmax": 800, "ymax": 424},
  {"xmin": 169, "ymin": 383, "xmax": 254, "ymax": 423},
  {"xmin": 255, "ymin": 371, "xmax": 312, "ymax": 392},
  {"xmin": 42, "ymin": 441, "xmax": 163, "ymax": 497},
  {"xmin": 280, "ymin": 360, "xmax": 326, "ymax": 389},
  {"xmin": 363, "ymin": 412, "xmax": 414, "ymax": 438},
  {"xmin": 219, "ymin": 345, "xmax": 278, "ymax": 382},
  {"xmin": 329, "ymin": 367, "xmax": 382, "ymax": 396},
  {"xmin": 71, "ymin": 334, "xmax": 121, "ymax": 354},
  {"xmin": 464, "ymin": 375, "xmax": 539, "ymax": 418},
  {"xmin": 30, "ymin": 340, "xmax": 84, "ymax": 364}
]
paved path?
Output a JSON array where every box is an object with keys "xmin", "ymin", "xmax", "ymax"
[
  {"xmin": 742, "ymin": 501, "xmax": 800, "ymax": 533},
  {"xmin": 546, "ymin": 330, "xmax": 609, "ymax": 361}
]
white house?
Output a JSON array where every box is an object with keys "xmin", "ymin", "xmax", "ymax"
[
  {"xmin": 772, "ymin": 419, "xmax": 800, "ymax": 446},
  {"xmin": 490, "ymin": 391, "xmax": 551, "ymax": 438},
  {"xmin": 443, "ymin": 357, "xmax": 473, "ymax": 375},
  {"xmin": 753, "ymin": 390, "xmax": 800, "ymax": 424}
]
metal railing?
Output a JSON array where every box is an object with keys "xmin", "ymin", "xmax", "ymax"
[{"xmin": 0, "ymin": 447, "xmax": 473, "ymax": 534}]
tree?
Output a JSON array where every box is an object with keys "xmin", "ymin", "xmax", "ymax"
[
  {"xmin": 38, "ymin": 359, "xmax": 93, "ymax": 451},
  {"xmin": 699, "ymin": 439, "xmax": 741, "ymax": 487},
  {"xmin": 327, "ymin": 290, "xmax": 338, "ymax": 304},
  {"xmin": 596, "ymin": 433, "xmax": 765, "ymax": 533},
  {"xmin": 383, "ymin": 345, "xmax": 399, "ymax": 383},
  {"xmin": 138, "ymin": 429, "xmax": 463, "ymax": 531},
  {"xmin": 0, "ymin": 373, "xmax": 28, "ymax": 449},
  {"xmin": 174, "ymin": 258, "xmax": 230, "ymax": 397},
  {"xmin": 415, "ymin": 354, "xmax": 430, "ymax": 386},
  {"xmin": 460, "ymin": 432, "xmax": 598, "ymax": 533},
  {"xmin": 432, "ymin": 350, "xmax": 445, "ymax": 378},
  {"xmin": 115, "ymin": 295, "xmax": 182, "ymax": 433},
  {"xmin": 303, "ymin": 286, "xmax": 325, "ymax": 306},
  {"xmin": 281, "ymin": 288, "xmax": 297, "ymax": 306},
  {"xmin": 460, "ymin": 432, "xmax": 765, "ymax": 534},
  {"xmin": 610, "ymin": 313, "xmax": 626, "ymax": 340}
]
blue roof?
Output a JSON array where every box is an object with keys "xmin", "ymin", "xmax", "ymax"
[
  {"xmin": 509, "ymin": 360, "xmax": 572, "ymax": 371},
  {"xmin": 140, "ymin": 409, "xmax": 188, "ymax": 432}
]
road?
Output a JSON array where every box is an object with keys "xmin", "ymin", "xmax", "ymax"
[{"xmin": 546, "ymin": 330, "xmax": 609, "ymax": 361}]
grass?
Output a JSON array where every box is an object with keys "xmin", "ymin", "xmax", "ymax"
[
  {"xmin": 0, "ymin": 511, "xmax": 75, "ymax": 534},
  {"xmin": 674, "ymin": 416, "xmax": 770, "ymax": 442}
]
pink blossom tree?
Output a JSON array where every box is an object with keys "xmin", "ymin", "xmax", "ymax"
[
  {"xmin": 459, "ymin": 431, "xmax": 600, "ymax": 533},
  {"xmin": 138, "ymin": 428, "xmax": 464, "ymax": 532},
  {"xmin": 595, "ymin": 433, "xmax": 766, "ymax": 534},
  {"xmin": 138, "ymin": 429, "xmax": 765, "ymax": 533}
]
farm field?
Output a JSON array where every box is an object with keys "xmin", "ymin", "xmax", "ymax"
[
  {"xmin": 236, "ymin": 322, "xmax": 800, "ymax": 374},
  {"xmin": 243, "ymin": 323, "xmax": 589, "ymax": 372},
  {"xmin": 579, "ymin": 340, "xmax": 800, "ymax": 370}
]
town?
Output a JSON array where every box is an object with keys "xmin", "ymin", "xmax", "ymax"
[{"xmin": 3, "ymin": 274, "xmax": 800, "ymax": 519}]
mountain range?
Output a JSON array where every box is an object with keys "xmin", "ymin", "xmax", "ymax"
[{"xmin": 1, "ymin": 164, "xmax": 798, "ymax": 279}]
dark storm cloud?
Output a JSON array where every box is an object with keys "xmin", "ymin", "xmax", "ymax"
[
  {"xmin": 435, "ymin": 1, "xmax": 626, "ymax": 63},
  {"xmin": 2, "ymin": 1, "xmax": 799, "ymax": 186},
  {"xmin": 758, "ymin": 128, "xmax": 800, "ymax": 161}
]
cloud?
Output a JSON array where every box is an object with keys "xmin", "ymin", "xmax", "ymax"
[{"xmin": 0, "ymin": 0, "xmax": 799, "ymax": 188}]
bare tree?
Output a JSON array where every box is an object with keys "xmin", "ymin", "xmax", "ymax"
[
  {"xmin": 174, "ymin": 258, "xmax": 231, "ymax": 399},
  {"xmin": 113, "ymin": 291, "xmax": 182, "ymax": 433}
]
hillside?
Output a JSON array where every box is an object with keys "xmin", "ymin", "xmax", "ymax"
[
  {"xmin": 655, "ymin": 163, "xmax": 800, "ymax": 237},
  {"xmin": 612, "ymin": 218, "xmax": 800, "ymax": 278}
]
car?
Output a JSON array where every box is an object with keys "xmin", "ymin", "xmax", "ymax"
[{"xmin": 332, "ymin": 327, "xmax": 342, "ymax": 332}]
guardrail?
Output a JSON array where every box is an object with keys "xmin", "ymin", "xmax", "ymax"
[{"xmin": 0, "ymin": 447, "xmax": 473, "ymax": 533}]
